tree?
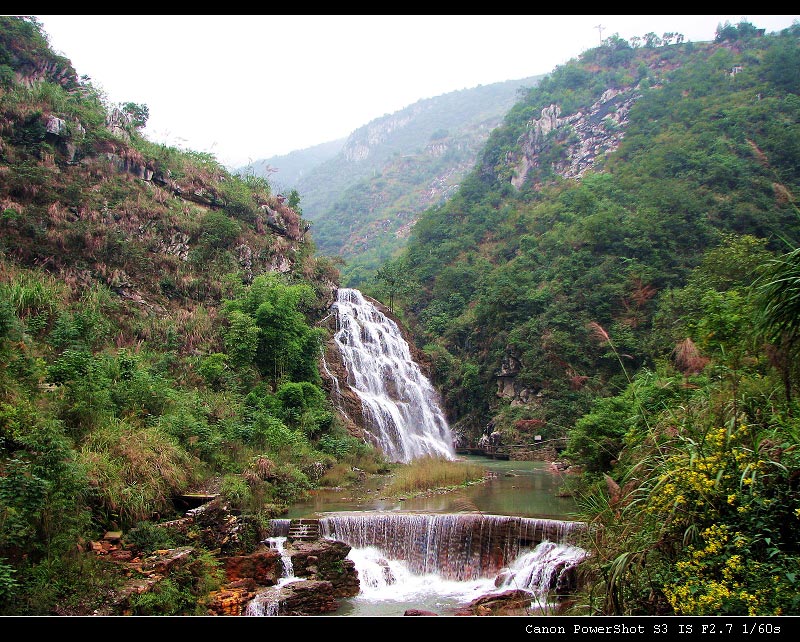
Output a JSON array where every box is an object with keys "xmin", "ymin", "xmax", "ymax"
[
  {"xmin": 643, "ymin": 32, "xmax": 662, "ymax": 48},
  {"xmin": 120, "ymin": 102, "xmax": 149, "ymax": 129},
  {"xmin": 287, "ymin": 189, "xmax": 302, "ymax": 214},
  {"xmin": 373, "ymin": 258, "xmax": 411, "ymax": 313}
]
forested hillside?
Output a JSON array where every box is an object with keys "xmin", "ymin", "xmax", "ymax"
[
  {"xmin": 380, "ymin": 21, "xmax": 800, "ymax": 615},
  {"xmin": 0, "ymin": 16, "xmax": 386, "ymax": 615}
]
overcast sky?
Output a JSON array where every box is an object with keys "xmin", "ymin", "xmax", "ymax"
[{"xmin": 34, "ymin": 15, "xmax": 800, "ymax": 169}]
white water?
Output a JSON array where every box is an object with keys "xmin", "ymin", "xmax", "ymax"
[
  {"xmin": 244, "ymin": 536, "xmax": 301, "ymax": 616},
  {"xmin": 495, "ymin": 541, "xmax": 588, "ymax": 611},
  {"xmin": 331, "ymin": 288, "xmax": 456, "ymax": 463},
  {"xmin": 319, "ymin": 512, "xmax": 585, "ymax": 580},
  {"xmin": 341, "ymin": 539, "xmax": 587, "ymax": 616},
  {"xmin": 316, "ymin": 512, "xmax": 587, "ymax": 615}
]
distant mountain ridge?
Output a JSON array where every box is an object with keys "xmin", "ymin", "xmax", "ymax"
[
  {"xmin": 244, "ymin": 138, "xmax": 346, "ymax": 189},
  {"xmin": 241, "ymin": 76, "xmax": 542, "ymax": 283}
]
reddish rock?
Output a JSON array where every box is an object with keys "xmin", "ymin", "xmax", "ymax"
[
  {"xmin": 222, "ymin": 550, "xmax": 282, "ymax": 585},
  {"xmin": 290, "ymin": 539, "xmax": 359, "ymax": 598},
  {"xmin": 204, "ymin": 586, "xmax": 257, "ymax": 616},
  {"xmin": 454, "ymin": 589, "xmax": 534, "ymax": 616},
  {"xmin": 404, "ymin": 609, "xmax": 438, "ymax": 616},
  {"xmin": 279, "ymin": 579, "xmax": 339, "ymax": 615}
]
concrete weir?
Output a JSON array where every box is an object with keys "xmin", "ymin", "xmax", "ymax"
[{"xmin": 312, "ymin": 512, "xmax": 586, "ymax": 581}]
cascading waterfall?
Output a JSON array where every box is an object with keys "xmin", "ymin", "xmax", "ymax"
[
  {"xmin": 267, "ymin": 536, "xmax": 295, "ymax": 579},
  {"xmin": 267, "ymin": 518, "xmax": 291, "ymax": 537},
  {"xmin": 320, "ymin": 512, "xmax": 585, "ymax": 582},
  {"xmin": 495, "ymin": 540, "xmax": 587, "ymax": 604},
  {"xmin": 331, "ymin": 288, "xmax": 455, "ymax": 463},
  {"xmin": 244, "ymin": 535, "xmax": 300, "ymax": 617},
  {"xmin": 319, "ymin": 512, "xmax": 587, "ymax": 613}
]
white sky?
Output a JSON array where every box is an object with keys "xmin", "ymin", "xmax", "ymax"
[{"xmin": 33, "ymin": 14, "xmax": 800, "ymax": 169}]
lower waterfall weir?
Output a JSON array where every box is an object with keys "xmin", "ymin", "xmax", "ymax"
[
  {"xmin": 258, "ymin": 513, "xmax": 588, "ymax": 615},
  {"xmin": 331, "ymin": 288, "xmax": 456, "ymax": 463},
  {"xmin": 319, "ymin": 512, "xmax": 586, "ymax": 584}
]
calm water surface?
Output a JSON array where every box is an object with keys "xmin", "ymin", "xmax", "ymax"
[{"xmin": 285, "ymin": 456, "xmax": 580, "ymax": 521}]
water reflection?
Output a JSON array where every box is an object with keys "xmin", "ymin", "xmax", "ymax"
[{"xmin": 285, "ymin": 456, "xmax": 579, "ymax": 520}]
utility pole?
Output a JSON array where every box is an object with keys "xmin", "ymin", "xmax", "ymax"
[{"xmin": 595, "ymin": 24, "xmax": 605, "ymax": 42}]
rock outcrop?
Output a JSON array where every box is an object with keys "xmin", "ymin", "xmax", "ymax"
[
  {"xmin": 508, "ymin": 86, "xmax": 640, "ymax": 189},
  {"xmin": 289, "ymin": 539, "xmax": 360, "ymax": 598},
  {"xmin": 271, "ymin": 579, "xmax": 340, "ymax": 615},
  {"xmin": 454, "ymin": 589, "xmax": 535, "ymax": 616},
  {"xmin": 223, "ymin": 550, "xmax": 283, "ymax": 586}
]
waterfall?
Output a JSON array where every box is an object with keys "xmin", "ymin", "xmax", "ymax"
[
  {"xmin": 331, "ymin": 288, "xmax": 455, "ymax": 463},
  {"xmin": 244, "ymin": 534, "xmax": 300, "ymax": 616},
  {"xmin": 266, "ymin": 536, "xmax": 295, "ymax": 579},
  {"xmin": 319, "ymin": 512, "xmax": 586, "ymax": 581},
  {"xmin": 495, "ymin": 540, "xmax": 587, "ymax": 602},
  {"xmin": 267, "ymin": 518, "xmax": 291, "ymax": 537}
]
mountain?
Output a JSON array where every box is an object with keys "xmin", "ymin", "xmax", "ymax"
[
  {"xmin": 388, "ymin": 24, "xmax": 800, "ymax": 441},
  {"xmin": 385, "ymin": 20, "xmax": 800, "ymax": 615},
  {"xmin": 242, "ymin": 77, "xmax": 542, "ymax": 284},
  {"xmin": 0, "ymin": 16, "xmax": 390, "ymax": 615},
  {"xmin": 243, "ymin": 137, "xmax": 346, "ymax": 189}
]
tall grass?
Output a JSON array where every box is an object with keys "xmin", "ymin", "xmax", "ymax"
[
  {"xmin": 385, "ymin": 456, "xmax": 486, "ymax": 495},
  {"xmin": 78, "ymin": 418, "xmax": 200, "ymax": 527}
]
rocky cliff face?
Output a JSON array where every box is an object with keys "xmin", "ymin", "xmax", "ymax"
[
  {"xmin": 2, "ymin": 99, "xmax": 309, "ymax": 316},
  {"xmin": 508, "ymin": 86, "xmax": 640, "ymax": 189},
  {"xmin": 342, "ymin": 108, "xmax": 420, "ymax": 162}
]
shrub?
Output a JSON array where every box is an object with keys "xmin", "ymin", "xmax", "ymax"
[
  {"xmin": 0, "ymin": 558, "xmax": 18, "ymax": 605},
  {"xmin": 124, "ymin": 521, "xmax": 177, "ymax": 554},
  {"xmin": 127, "ymin": 578, "xmax": 193, "ymax": 616},
  {"xmin": 196, "ymin": 353, "xmax": 229, "ymax": 391},
  {"xmin": 199, "ymin": 211, "xmax": 240, "ymax": 250},
  {"xmin": 220, "ymin": 474, "xmax": 252, "ymax": 509}
]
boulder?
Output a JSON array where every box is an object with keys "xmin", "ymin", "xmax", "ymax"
[
  {"xmin": 289, "ymin": 539, "xmax": 359, "ymax": 597},
  {"xmin": 278, "ymin": 579, "xmax": 339, "ymax": 615},
  {"xmin": 205, "ymin": 585, "xmax": 257, "ymax": 616},
  {"xmin": 454, "ymin": 589, "xmax": 534, "ymax": 616},
  {"xmin": 222, "ymin": 550, "xmax": 282, "ymax": 586}
]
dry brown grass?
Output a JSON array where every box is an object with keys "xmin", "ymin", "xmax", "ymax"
[
  {"xmin": 79, "ymin": 419, "xmax": 200, "ymax": 526},
  {"xmin": 385, "ymin": 456, "xmax": 486, "ymax": 495},
  {"xmin": 672, "ymin": 337, "xmax": 710, "ymax": 374}
]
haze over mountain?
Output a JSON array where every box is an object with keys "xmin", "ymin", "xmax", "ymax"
[{"xmin": 240, "ymin": 77, "xmax": 541, "ymax": 284}]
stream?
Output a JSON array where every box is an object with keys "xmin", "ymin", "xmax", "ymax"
[
  {"xmin": 251, "ymin": 289, "xmax": 586, "ymax": 616},
  {"xmin": 275, "ymin": 456, "xmax": 584, "ymax": 616}
]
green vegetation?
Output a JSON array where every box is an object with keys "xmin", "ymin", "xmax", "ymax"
[
  {"xmin": 0, "ymin": 16, "xmax": 386, "ymax": 615},
  {"xmin": 372, "ymin": 21, "xmax": 800, "ymax": 615},
  {"xmin": 2, "ymin": 15, "xmax": 800, "ymax": 617},
  {"xmin": 563, "ymin": 236, "xmax": 800, "ymax": 615}
]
